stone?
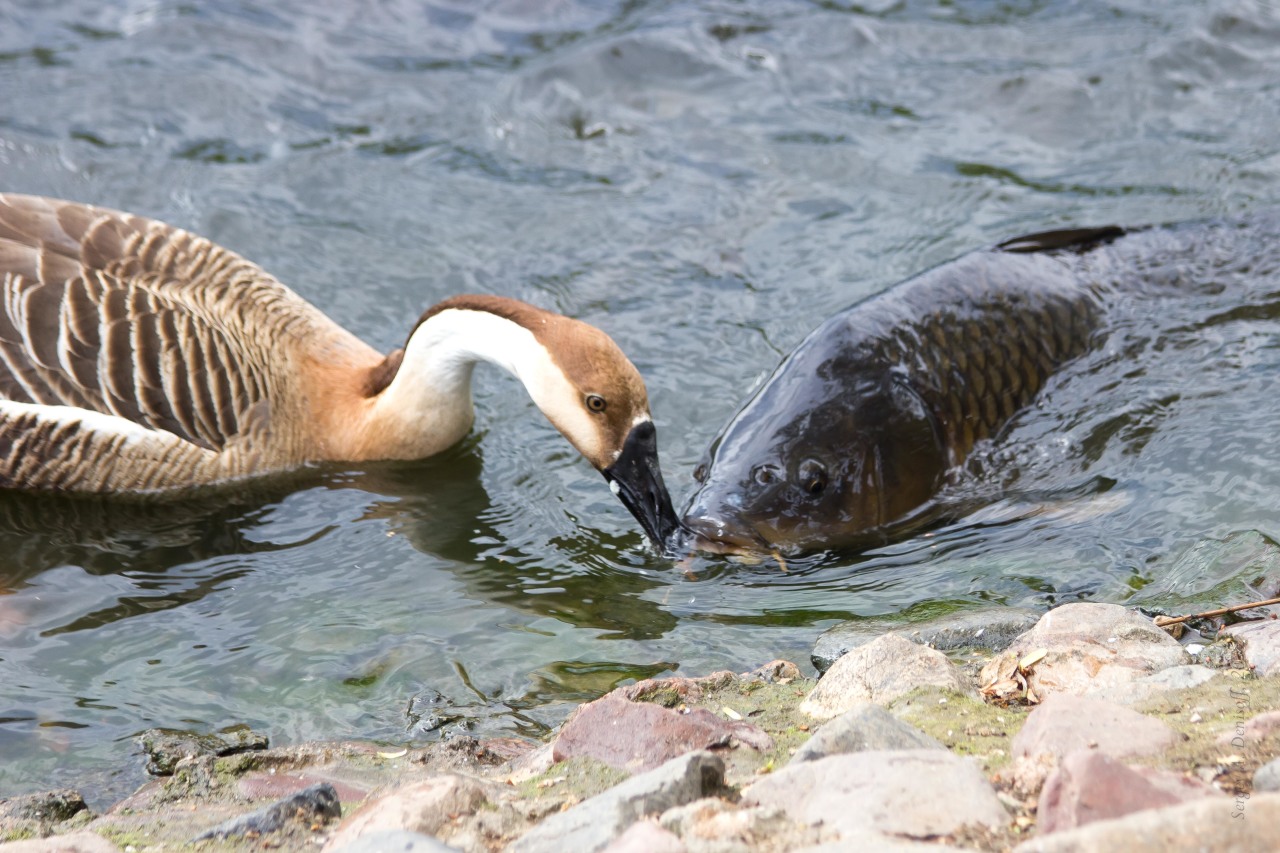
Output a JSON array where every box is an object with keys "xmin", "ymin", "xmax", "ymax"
[
  {"xmin": 1036, "ymin": 750, "xmax": 1218, "ymax": 834},
  {"xmin": 794, "ymin": 838, "xmax": 965, "ymax": 852},
  {"xmin": 1091, "ymin": 664, "xmax": 1217, "ymax": 705},
  {"xmin": 551, "ymin": 693, "xmax": 771, "ymax": 772},
  {"xmin": 981, "ymin": 603, "xmax": 1187, "ymax": 701},
  {"xmin": 1010, "ymin": 694, "xmax": 1180, "ymax": 792},
  {"xmin": 509, "ymin": 751, "xmax": 724, "ymax": 853},
  {"xmin": 603, "ymin": 820, "xmax": 686, "ymax": 853},
  {"xmin": 193, "ymin": 782, "xmax": 341, "ymax": 840},
  {"xmin": 1256, "ymin": 758, "xmax": 1280, "ymax": 793},
  {"xmin": 658, "ymin": 798, "xmax": 818, "ymax": 850},
  {"xmin": 135, "ymin": 725, "xmax": 268, "ymax": 775},
  {"xmin": 322, "ymin": 775, "xmax": 489, "ymax": 852},
  {"xmin": 327, "ymin": 829, "xmax": 462, "ymax": 853},
  {"xmin": 1221, "ymin": 619, "xmax": 1280, "ymax": 676},
  {"xmin": 790, "ymin": 702, "xmax": 944, "ymax": 762},
  {"xmin": 1013, "ymin": 791, "xmax": 1280, "ymax": 851},
  {"xmin": 0, "ymin": 833, "xmax": 121, "ymax": 853},
  {"xmin": 812, "ymin": 607, "xmax": 1042, "ymax": 672},
  {"xmin": 0, "ymin": 790, "xmax": 87, "ymax": 823},
  {"xmin": 799, "ymin": 633, "xmax": 971, "ymax": 720},
  {"xmin": 743, "ymin": 749, "xmax": 1007, "ymax": 839},
  {"xmin": 237, "ymin": 769, "xmax": 371, "ymax": 804}
]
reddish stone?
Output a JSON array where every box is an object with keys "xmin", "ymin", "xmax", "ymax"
[
  {"xmin": 1037, "ymin": 750, "xmax": 1219, "ymax": 834},
  {"xmin": 603, "ymin": 819, "xmax": 686, "ymax": 852},
  {"xmin": 237, "ymin": 770, "xmax": 370, "ymax": 804},
  {"xmin": 1216, "ymin": 709, "xmax": 1280, "ymax": 746},
  {"xmin": 552, "ymin": 694, "xmax": 772, "ymax": 773}
]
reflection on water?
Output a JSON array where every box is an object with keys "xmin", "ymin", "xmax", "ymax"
[{"xmin": 3, "ymin": 0, "xmax": 1280, "ymax": 808}]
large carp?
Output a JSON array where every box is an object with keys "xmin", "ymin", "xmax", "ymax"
[{"xmin": 679, "ymin": 214, "xmax": 1280, "ymax": 556}]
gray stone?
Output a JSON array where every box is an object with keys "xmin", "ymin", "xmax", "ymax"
[
  {"xmin": 0, "ymin": 833, "xmax": 122, "ymax": 853},
  {"xmin": 194, "ymin": 782, "xmax": 341, "ymax": 840},
  {"xmin": 328, "ymin": 830, "xmax": 462, "ymax": 853},
  {"xmin": 1013, "ymin": 791, "xmax": 1280, "ymax": 851},
  {"xmin": 799, "ymin": 633, "xmax": 971, "ymax": 720},
  {"xmin": 791, "ymin": 702, "xmax": 944, "ymax": 762},
  {"xmin": 1255, "ymin": 758, "xmax": 1280, "ymax": 793},
  {"xmin": 743, "ymin": 749, "xmax": 1007, "ymax": 839},
  {"xmin": 510, "ymin": 751, "xmax": 724, "ymax": 853},
  {"xmin": 1011, "ymin": 694, "xmax": 1180, "ymax": 792},
  {"xmin": 812, "ymin": 607, "xmax": 1042, "ymax": 672},
  {"xmin": 981, "ymin": 603, "xmax": 1187, "ymax": 701},
  {"xmin": 1091, "ymin": 664, "xmax": 1218, "ymax": 705},
  {"xmin": 322, "ymin": 775, "xmax": 490, "ymax": 852},
  {"xmin": 1221, "ymin": 619, "xmax": 1280, "ymax": 676},
  {"xmin": 0, "ymin": 790, "xmax": 87, "ymax": 823}
]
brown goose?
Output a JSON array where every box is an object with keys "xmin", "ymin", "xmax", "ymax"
[{"xmin": 0, "ymin": 194, "xmax": 680, "ymax": 546}]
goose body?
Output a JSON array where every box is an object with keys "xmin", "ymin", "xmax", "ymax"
[{"xmin": 0, "ymin": 194, "xmax": 679, "ymax": 545}]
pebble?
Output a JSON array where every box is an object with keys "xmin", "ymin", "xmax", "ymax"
[
  {"xmin": 744, "ymin": 749, "xmax": 1006, "ymax": 839},
  {"xmin": 799, "ymin": 633, "xmax": 971, "ymax": 720}
]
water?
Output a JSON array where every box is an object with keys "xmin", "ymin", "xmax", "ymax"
[{"xmin": 2, "ymin": 0, "xmax": 1279, "ymax": 807}]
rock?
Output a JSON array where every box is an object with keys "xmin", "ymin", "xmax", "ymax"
[
  {"xmin": 1255, "ymin": 758, "xmax": 1280, "ymax": 793},
  {"xmin": 799, "ymin": 633, "xmax": 971, "ymax": 720},
  {"xmin": 740, "ymin": 660, "xmax": 802, "ymax": 683},
  {"xmin": 812, "ymin": 607, "xmax": 1042, "ymax": 672},
  {"xmin": 794, "ymin": 837, "xmax": 965, "ymax": 852},
  {"xmin": 551, "ymin": 693, "xmax": 771, "ymax": 773},
  {"xmin": 743, "ymin": 749, "xmax": 1007, "ymax": 839},
  {"xmin": 614, "ymin": 673, "xmax": 737, "ymax": 707},
  {"xmin": 509, "ymin": 751, "xmax": 724, "ymax": 853},
  {"xmin": 981, "ymin": 603, "xmax": 1186, "ymax": 701},
  {"xmin": 1216, "ymin": 708, "xmax": 1280, "ymax": 746},
  {"xmin": 135, "ymin": 725, "xmax": 268, "ymax": 775},
  {"xmin": 1013, "ymin": 791, "xmax": 1280, "ymax": 851},
  {"xmin": 193, "ymin": 782, "xmax": 341, "ymax": 840},
  {"xmin": 790, "ymin": 702, "xmax": 944, "ymax": 762},
  {"xmin": 323, "ymin": 775, "xmax": 489, "ymax": 851},
  {"xmin": 327, "ymin": 829, "xmax": 463, "ymax": 853},
  {"xmin": 603, "ymin": 820, "xmax": 686, "ymax": 853},
  {"xmin": 658, "ymin": 798, "xmax": 819, "ymax": 850},
  {"xmin": 0, "ymin": 832, "xmax": 122, "ymax": 852},
  {"xmin": 1036, "ymin": 750, "xmax": 1219, "ymax": 834},
  {"xmin": 1221, "ymin": 619, "xmax": 1280, "ymax": 676},
  {"xmin": 1010, "ymin": 694, "xmax": 1180, "ymax": 792},
  {"xmin": 1090, "ymin": 664, "xmax": 1218, "ymax": 705},
  {"xmin": 0, "ymin": 790, "xmax": 87, "ymax": 823}
]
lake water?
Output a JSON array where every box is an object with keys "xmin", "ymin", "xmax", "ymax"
[{"xmin": 2, "ymin": 0, "xmax": 1279, "ymax": 807}]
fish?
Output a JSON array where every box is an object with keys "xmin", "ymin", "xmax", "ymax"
[{"xmin": 678, "ymin": 214, "xmax": 1280, "ymax": 556}]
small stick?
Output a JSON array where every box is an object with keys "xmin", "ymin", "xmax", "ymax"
[
  {"xmin": 771, "ymin": 551, "xmax": 789, "ymax": 573},
  {"xmin": 1153, "ymin": 596, "xmax": 1280, "ymax": 628}
]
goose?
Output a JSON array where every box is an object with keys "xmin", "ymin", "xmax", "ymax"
[{"xmin": 0, "ymin": 194, "xmax": 681, "ymax": 547}]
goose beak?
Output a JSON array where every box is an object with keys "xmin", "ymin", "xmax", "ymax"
[{"xmin": 602, "ymin": 419, "xmax": 682, "ymax": 550}]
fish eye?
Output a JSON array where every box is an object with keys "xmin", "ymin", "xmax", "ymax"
[
  {"xmin": 752, "ymin": 464, "xmax": 779, "ymax": 486},
  {"xmin": 585, "ymin": 394, "xmax": 607, "ymax": 413},
  {"xmin": 693, "ymin": 463, "xmax": 708, "ymax": 483},
  {"xmin": 799, "ymin": 459, "xmax": 828, "ymax": 497}
]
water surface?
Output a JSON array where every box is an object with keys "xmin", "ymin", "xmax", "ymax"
[{"xmin": 2, "ymin": 0, "xmax": 1279, "ymax": 805}]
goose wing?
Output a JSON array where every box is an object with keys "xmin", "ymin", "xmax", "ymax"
[{"xmin": 0, "ymin": 194, "xmax": 343, "ymax": 454}]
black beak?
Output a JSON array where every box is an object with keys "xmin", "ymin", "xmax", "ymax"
[{"xmin": 602, "ymin": 420, "xmax": 682, "ymax": 550}]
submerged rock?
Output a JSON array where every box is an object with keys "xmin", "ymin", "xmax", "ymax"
[
  {"xmin": 799, "ymin": 633, "xmax": 971, "ymax": 720},
  {"xmin": 812, "ymin": 606, "xmax": 1042, "ymax": 672}
]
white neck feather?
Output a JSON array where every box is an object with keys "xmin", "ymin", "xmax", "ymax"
[{"xmin": 363, "ymin": 308, "xmax": 597, "ymax": 462}]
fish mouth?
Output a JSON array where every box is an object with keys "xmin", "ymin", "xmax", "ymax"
[
  {"xmin": 675, "ymin": 511, "xmax": 773, "ymax": 558},
  {"xmin": 602, "ymin": 420, "xmax": 682, "ymax": 550}
]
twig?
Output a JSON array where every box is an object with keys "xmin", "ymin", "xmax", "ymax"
[{"xmin": 1153, "ymin": 596, "xmax": 1280, "ymax": 628}]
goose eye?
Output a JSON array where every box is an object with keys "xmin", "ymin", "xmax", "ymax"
[{"xmin": 585, "ymin": 394, "xmax": 607, "ymax": 413}]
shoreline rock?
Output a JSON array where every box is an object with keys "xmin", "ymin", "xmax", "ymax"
[{"xmin": 5, "ymin": 602, "xmax": 1280, "ymax": 852}]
